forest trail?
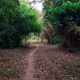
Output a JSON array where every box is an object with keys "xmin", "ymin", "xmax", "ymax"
[
  {"xmin": 22, "ymin": 48, "xmax": 37, "ymax": 80},
  {"xmin": 22, "ymin": 44, "xmax": 57, "ymax": 80},
  {"xmin": 22, "ymin": 44, "xmax": 80, "ymax": 80}
]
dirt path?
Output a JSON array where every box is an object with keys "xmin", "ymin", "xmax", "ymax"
[
  {"xmin": 22, "ymin": 44, "xmax": 80, "ymax": 80},
  {"xmin": 23, "ymin": 48, "xmax": 37, "ymax": 80}
]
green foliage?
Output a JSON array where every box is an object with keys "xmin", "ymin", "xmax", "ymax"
[
  {"xmin": 0, "ymin": 0, "xmax": 20, "ymax": 48},
  {"xmin": 52, "ymin": 37, "xmax": 62, "ymax": 44},
  {"xmin": 19, "ymin": 2, "xmax": 42, "ymax": 34},
  {"xmin": 44, "ymin": 1, "xmax": 80, "ymax": 50},
  {"xmin": 0, "ymin": 0, "xmax": 42, "ymax": 48}
]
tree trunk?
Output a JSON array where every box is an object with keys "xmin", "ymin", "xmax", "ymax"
[{"xmin": 47, "ymin": 36, "xmax": 52, "ymax": 44}]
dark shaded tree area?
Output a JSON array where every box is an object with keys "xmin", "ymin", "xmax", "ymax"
[
  {"xmin": 44, "ymin": 0, "xmax": 80, "ymax": 51},
  {"xmin": 0, "ymin": 0, "xmax": 42, "ymax": 48}
]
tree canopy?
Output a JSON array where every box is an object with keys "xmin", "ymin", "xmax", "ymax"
[
  {"xmin": 0, "ymin": 0, "xmax": 42, "ymax": 48},
  {"xmin": 43, "ymin": 0, "xmax": 80, "ymax": 51}
]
